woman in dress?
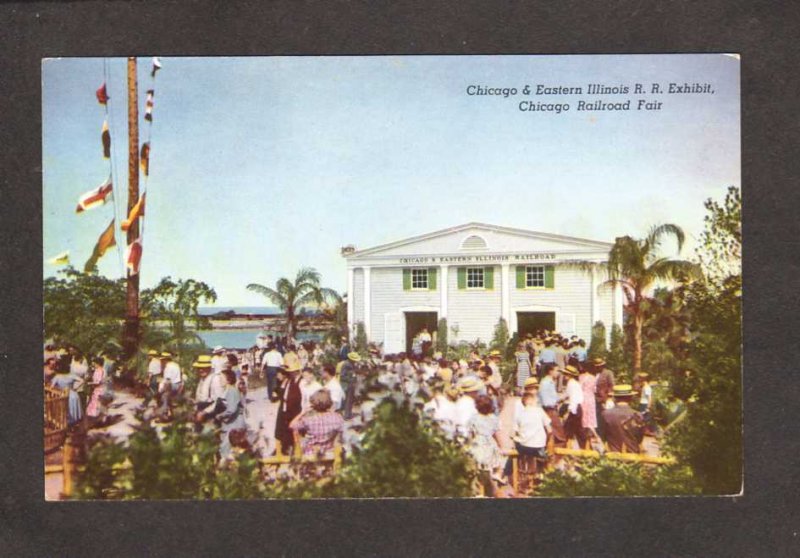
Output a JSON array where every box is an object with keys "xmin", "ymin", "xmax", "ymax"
[
  {"xmin": 468, "ymin": 394, "xmax": 507, "ymax": 494},
  {"xmin": 86, "ymin": 356, "xmax": 107, "ymax": 425},
  {"xmin": 579, "ymin": 364, "xmax": 599, "ymax": 443},
  {"xmin": 217, "ymin": 368, "xmax": 247, "ymax": 462},
  {"xmin": 50, "ymin": 357, "xmax": 83, "ymax": 427},
  {"xmin": 514, "ymin": 342, "xmax": 532, "ymax": 391},
  {"xmin": 274, "ymin": 365, "xmax": 303, "ymax": 455}
]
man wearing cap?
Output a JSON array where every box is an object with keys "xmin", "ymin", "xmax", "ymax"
[
  {"xmin": 145, "ymin": 349, "xmax": 163, "ymax": 401},
  {"xmin": 340, "ymin": 352, "xmax": 361, "ymax": 419},
  {"xmin": 601, "ymin": 385, "xmax": 645, "ymax": 453},
  {"xmin": 261, "ymin": 343, "xmax": 284, "ymax": 401},
  {"xmin": 211, "ymin": 346, "xmax": 227, "ymax": 375},
  {"xmin": 453, "ymin": 377, "xmax": 482, "ymax": 438},
  {"xmin": 593, "ymin": 357, "xmax": 615, "ymax": 440},
  {"xmin": 193, "ymin": 356, "xmax": 222, "ymax": 426}
]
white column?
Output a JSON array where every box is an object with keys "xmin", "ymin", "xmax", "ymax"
[
  {"xmin": 363, "ymin": 266, "xmax": 371, "ymax": 340},
  {"xmin": 346, "ymin": 267, "xmax": 355, "ymax": 336},
  {"xmin": 500, "ymin": 263, "xmax": 510, "ymax": 327},
  {"xmin": 439, "ymin": 264, "xmax": 449, "ymax": 319},
  {"xmin": 613, "ymin": 282, "xmax": 623, "ymax": 327},
  {"xmin": 591, "ymin": 265, "xmax": 600, "ymax": 325}
]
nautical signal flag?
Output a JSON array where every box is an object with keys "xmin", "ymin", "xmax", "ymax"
[
  {"xmin": 151, "ymin": 57, "xmax": 162, "ymax": 78},
  {"xmin": 121, "ymin": 193, "xmax": 146, "ymax": 232},
  {"xmin": 144, "ymin": 89, "xmax": 154, "ymax": 122},
  {"xmin": 96, "ymin": 82, "xmax": 109, "ymax": 105},
  {"xmin": 140, "ymin": 142, "xmax": 150, "ymax": 176},
  {"xmin": 76, "ymin": 177, "xmax": 113, "ymax": 213},
  {"xmin": 126, "ymin": 239, "xmax": 143, "ymax": 275},
  {"xmin": 84, "ymin": 219, "xmax": 116, "ymax": 272},
  {"xmin": 102, "ymin": 119, "xmax": 111, "ymax": 159},
  {"xmin": 47, "ymin": 251, "xmax": 70, "ymax": 266}
]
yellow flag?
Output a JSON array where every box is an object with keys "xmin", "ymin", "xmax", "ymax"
[{"xmin": 84, "ymin": 219, "xmax": 117, "ymax": 272}]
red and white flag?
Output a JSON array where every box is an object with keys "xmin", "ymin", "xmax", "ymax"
[
  {"xmin": 76, "ymin": 177, "xmax": 113, "ymax": 213},
  {"xmin": 126, "ymin": 239, "xmax": 143, "ymax": 275},
  {"xmin": 144, "ymin": 89, "xmax": 154, "ymax": 122},
  {"xmin": 96, "ymin": 82, "xmax": 109, "ymax": 105}
]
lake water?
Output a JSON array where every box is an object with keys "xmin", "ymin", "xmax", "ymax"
[
  {"xmin": 198, "ymin": 306, "xmax": 281, "ymax": 316},
  {"xmin": 196, "ymin": 328, "xmax": 324, "ymax": 349}
]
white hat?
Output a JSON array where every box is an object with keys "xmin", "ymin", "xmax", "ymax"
[{"xmin": 213, "ymin": 346, "xmax": 224, "ymax": 354}]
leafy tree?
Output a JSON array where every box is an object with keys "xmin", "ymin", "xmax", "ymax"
[
  {"xmin": 247, "ymin": 267, "xmax": 340, "ymax": 338},
  {"xmin": 606, "ymin": 323, "xmax": 629, "ymax": 380},
  {"xmin": 536, "ymin": 459, "xmax": 700, "ymax": 497},
  {"xmin": 639, "ymin": 288, "xmax": 691, "ymax": 379},
  {"xmin": 353, "ymin": 321, "xmax": 368, "ymax": 355},
  {"xmin": 44, "ymin": 267, "xmax": 127, "ymax": 358},
  {"xmin": 570, "ymin": 225, "xmax": 700, "ymax": 372},
  {"xmin": 490, "ymin": 317, "xmax": 510, "ymax": 354},
  {"xmin": 665, "ymin": 187, "xmax": 742, "ymax": 494},
  {"xmin": 588, "ymin": 320, "xmax": 607, "ymax": 360},
  {"xmin": 436, "ymin": 318, "xmax": 448, "ymax": 357}
]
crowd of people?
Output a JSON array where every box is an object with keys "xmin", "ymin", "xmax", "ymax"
[{"xmin": 45, "ymin": 328, "xmax": 660, "ymax": 494}]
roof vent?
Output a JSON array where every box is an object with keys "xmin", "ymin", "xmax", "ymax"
[
  {"xmin": 340, "ymin": 245, "xmax": 356, "ymax": 256},
  {"xmin": 461, "ymin": 235, "xmax": 488, "ymax": 250}
]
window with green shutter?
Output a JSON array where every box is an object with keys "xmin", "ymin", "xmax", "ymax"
[
  {"xmin": 457, "ymin": 267, "xmax": 466, "ymax": 289},
  {"xmin": 402, "ymin": 268, "xmax": 411, "ymax": 290},
  {"xmin": 484, "ymin": 266, "xmax": 494, "ymax": 290},
  {"xmin": 428, "ymin": 267, "xmax": 437, "ymax": 290},
  {"xmin": 544, "ymin": 264, "xmax": 555, "ymax": 288}
]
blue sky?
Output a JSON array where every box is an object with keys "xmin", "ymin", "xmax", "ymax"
[{"xmin": 43, "ymin": 54, "xmax": 740, "ymax": 306}]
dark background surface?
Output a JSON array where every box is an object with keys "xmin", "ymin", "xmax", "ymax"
[{"xmin": 1, "ymin": 1, "xmax": 798, "ymax": 556}]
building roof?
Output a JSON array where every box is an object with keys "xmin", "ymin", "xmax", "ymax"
[{"xmin": 344, "ymin": 222, "xmax": 613, "ymax": 259}]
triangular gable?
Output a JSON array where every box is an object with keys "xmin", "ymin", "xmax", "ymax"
[{"xmin": 346, "ymin": 222, "xmax": 612, "ymax": 259}]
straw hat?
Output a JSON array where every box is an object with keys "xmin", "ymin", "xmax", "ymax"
[
  {"xmin": 147, "ymin": 349, "xmax": 159, "ymax": 356},
  {"xmin": 612, "ymin": 384, "xmax": 635, "ymax": 397},
  {"xmin": 192, "ymin": 358, "xmax": 212, "ymax": 369},
  {"xmin": 458, "ymin": 377, "xmax": 483, "ymax": 393},
  {"xmin": 488, "ymin": 350, "xmax": 501, "ymax": 358},
  {"xmin": 637, "ymin": 372, "xmax": 650, "ymax": 379},
  {"xmin": 523, "ymin": 377, "xmax": 539, "ymax": 389},
  {"xmin": 347, "ymin": 352, "xmax": 361, "ymax": 362},
  {"xmin": 592, "ymin": 357, "xmax": 606, "ymax": 367},
  {"xmin": 160, "ymin": 351, "xmax": 173, "ymax": 359},
  {"xmin": 562, "ymin": 365, "xmax": 580, "ymax": 377}
]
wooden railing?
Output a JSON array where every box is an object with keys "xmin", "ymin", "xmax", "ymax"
[{"xmin": 44, "ymin": 385, "xmax": 69, "ymax": 454}]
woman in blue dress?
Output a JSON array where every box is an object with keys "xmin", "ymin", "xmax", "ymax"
[{"xmin": 50, "ymin": 360, "xmax": 83, "ymax": 427}]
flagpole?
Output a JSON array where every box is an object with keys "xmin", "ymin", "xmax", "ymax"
[{"xmin": 123, "ymin": 56, "xmax": 140, "ymax": 362}]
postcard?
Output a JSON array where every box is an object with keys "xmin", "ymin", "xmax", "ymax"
[{"xmin": 42, "ymin": 54, "xmax": 741, "ymax": 499}]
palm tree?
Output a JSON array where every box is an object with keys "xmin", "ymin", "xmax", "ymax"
[
  {"xmin": 567, "ymin": 224, "xmax": 700, "ymax": 372},
  {"xmin": 247, "ymin": 267, "xmax": 341, "ymax": 339}
]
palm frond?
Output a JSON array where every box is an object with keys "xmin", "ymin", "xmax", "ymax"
[
  {"xmin": 648, "ymin": 259, "xmax": 702, "ymax": 282},
  {"xmin": 647, "ymin": 223, "xmax": 685, "ymax": 254},
  {"xmin": 294, "ymin": 267, "xmax": 321, "ymax": 288},
  {"xmin": 247, "ymin": 283, "xmax": 289, "ymax": 309}
]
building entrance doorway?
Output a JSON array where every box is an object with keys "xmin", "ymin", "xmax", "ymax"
[
  {"xmin": 516, "ymin": 311, "xmax": 556, "ymax": 337},
  {"xmin": 404, "ymin": 311, "xmax": 438, "ymax": 355}
]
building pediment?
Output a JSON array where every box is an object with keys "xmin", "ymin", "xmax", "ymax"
[{"xmin": 344, "ymin": 222, "xmax": 611, "ymax": 263}]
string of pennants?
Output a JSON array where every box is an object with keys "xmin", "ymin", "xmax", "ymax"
[{"xmin": 52, "ymin": 57, "xmax": 162, "ymax": 275}]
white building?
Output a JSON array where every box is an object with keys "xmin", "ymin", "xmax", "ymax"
[{"xmin": 343, "ymin": 222, "xmax": 622, "ymax": 354}]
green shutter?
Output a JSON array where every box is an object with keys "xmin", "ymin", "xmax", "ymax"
[
  {"xmin": 457, "ymin": 267, "xmax": 466, "ymax": 289},
  {"xmin": 516, "ymin": 265, "xmax": 526, "ymax": 289},
  {"xmin": 403, "ymin": 268, "xmax": 411, "ymax": 290},
  {"xmin": 545, "ymin": 265, "xmax": 555, "ymax": 288},
  {"xmin": 484, "ymin": 266, "xmax": 494, "ymax": 290},
  {"xmin": 428, "ymin": 267, "xmax": 437, "ymax": 290}
]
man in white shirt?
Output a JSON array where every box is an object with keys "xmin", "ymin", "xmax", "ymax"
[
  {"xmin": 487, "ymin": 351, "xmax": 503, "ymax": 391},
  {"xmin": 562, "ymin": 365, "xmax": 586, "ymax": 447},
  {"xmin": 261, "ymin": 344, "xmax": 284, "ymax": 401},
  {"xmin": 321, "ymin": 365, "xmax": 344, "ymax": 411},
  {"xmin": 158, "ymin": 352, "xmax": 183, "ymax": 419},
  {"xmin": 514, "ymin": 392, "xmax": 552, "ymax": 462},
  {"xmin": 423, "ymin": 384, "xmax": 457, "ymax": 438},
  {"xmin": 146, "ymin": 349, "xmax": 163, "ymax": 400},
  {"xmin": 453, "ymin": 377, "xmax": 482, "ymax": 438},
  {"xmin": 211, "ymin": 346, "xmax": 227, "ymax": 374}
]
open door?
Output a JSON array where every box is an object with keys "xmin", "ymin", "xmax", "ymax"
[
  {"xmin": 383, "ymin": 312, "xmax": 404, "ymax": 354},
  {"xmin": 404, "ymin": 311, "xmax": 438, "ymax": 354}
]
